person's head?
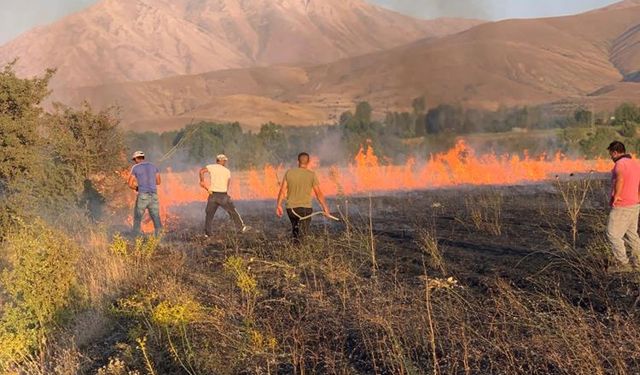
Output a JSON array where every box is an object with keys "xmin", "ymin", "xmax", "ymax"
[
  {"xmin": 132, "ymin": 151, "xmax": 145, "ymax": 164},
  {"xmin": 216, "ymin": 154, "xmax": 228, "ymax": 166},
  {"xmin": 298, "ymin": 152, "xmax": 310, "ymax": 167},
  {"xmin": 607, "ymin": 141, "xmax": 626, "ymax": 161}
]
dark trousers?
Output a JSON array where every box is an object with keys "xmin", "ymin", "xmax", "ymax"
[
  {"xmin": 205, "ymin": 192, "xmax": 244, "ymax": 235},
  {"xmin": 286, "ymin": 207, "xmax": 313, "ymax": 242}
]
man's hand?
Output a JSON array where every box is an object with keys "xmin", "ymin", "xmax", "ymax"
[
  {"xmin": 127, "ymin": 174, "xmax": 138, "ymax": 191},
  {"xmin": 322, "ymin": 206, "xmax": 331, "ymax": 217},
  {"xmin": 613, "ymin": 195, "xmax": 622, "ymax": 207},
  {"xmin": 276, "ymin": 205, "xmax": 284, "ymax": 218}
]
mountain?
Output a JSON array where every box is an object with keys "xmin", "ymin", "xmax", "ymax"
[
  {"xmin": 54, "ymin": 1, "xmax": 640, "ymax": 130},
  {"xmin": 0, "ymin": 0, "xmax": 482, "ymax": 88},
  {"xmin": 297, "ymin": 2, "xmax": 640, "ymax": 111}
]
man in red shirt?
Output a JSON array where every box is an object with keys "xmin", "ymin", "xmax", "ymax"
[{"xmin": 606, "ymin": 141, "xmax": 640, "ymax": 273}]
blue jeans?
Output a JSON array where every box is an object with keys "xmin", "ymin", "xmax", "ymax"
[{"xmin": 133, "ymin": 192, "xmax": 162, "ymax": 236}]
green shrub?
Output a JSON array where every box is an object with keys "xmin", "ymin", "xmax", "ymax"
[
  {"xmin": 0, "ymin": 219, "xmax": 80, "ymax": 367},
  {"xmin": 110, "ymin": 233, "xmax": 129, "ymax": 256},
  {"xmin": 620, "ymin": 121, "xmax": 638, "ymax": 138}
]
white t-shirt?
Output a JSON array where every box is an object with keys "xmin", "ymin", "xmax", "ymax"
[{"xmin": 206, "ymin": 164, "xmax": 231, "ymax": 193}]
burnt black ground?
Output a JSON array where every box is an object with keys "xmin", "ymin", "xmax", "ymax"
[
  {"xmin": 158, "ymin": 179, "xmax": 639, "ymax": 312},
  {"xmin": 91, "ymin": 178, "xmax": 640, "ymax": 374}
]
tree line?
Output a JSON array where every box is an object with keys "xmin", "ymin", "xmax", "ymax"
[{"xmin": 127, "ymin": 100, "xmax": 640, "ymax": 169}]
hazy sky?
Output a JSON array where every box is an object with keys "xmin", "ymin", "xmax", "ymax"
[{"xmin": 0, "ymin": 0, "xmax": 619, "ymax": 44}]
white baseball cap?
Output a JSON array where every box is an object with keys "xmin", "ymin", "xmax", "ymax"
[
  {"xmin": 131, "ymin": 151, "xmax": 145, "ymax": 160},
  {"xmin": 216, "ymin": 154, "xmax": 228, "ymax": 161}
]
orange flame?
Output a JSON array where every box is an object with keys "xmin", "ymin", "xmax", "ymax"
[{"xmin": 126, "ymin": 140, "xmax": 611, "ymax": 233}]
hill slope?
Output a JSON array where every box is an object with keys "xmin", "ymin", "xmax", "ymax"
[
  {"xmin": 0, "ymin": 0, "xmax": 481, "ymax": 88},
  {"xmin": 56, "ymin": 2, "xmax": 640, "ymax": 130},
  {"xmin": 298, "ymin": 2, "xmax": 640, "ymax": 111}
]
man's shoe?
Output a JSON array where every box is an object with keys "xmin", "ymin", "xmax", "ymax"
[
  {"xmin": 609, "ymin": 263, "xmax": 634, "ymax": 274},
  {"xmin": 241, "ymin": 225, "xmax": 251, "ymax": 233}
]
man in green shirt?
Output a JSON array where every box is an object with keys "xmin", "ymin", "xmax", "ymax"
[{"xmin": 276, "ymin": 152, "xmax": 330, "ymax": 242}]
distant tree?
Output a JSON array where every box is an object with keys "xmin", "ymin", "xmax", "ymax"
[
  {"xmin": 579, "ymin": 128, "xmax": 620, "ymax": 158},
  {"xmin": 339, "ymin": 111, "xmax": 353, "ymax": 126},
  {"xmin": 412, "ymin": 96, "xmax": 426, "ymax": 115},
  {"xmin": 613, "ymin": 103, "xmax": 640, "ymax": 125},
  {"xmin": 178, "ymin": 122, "xmax": 245, "ymax": 165},
  {"xmin": 620, "ymin": 121, "xmax": 638, "ymax": 138},
  {"xmin": 425, "ymin": 104, "xmax": 464, "ymax": 134},
  {"xmin": 411, "ymin": 97, "xmax": 427, "ymax": 137},
  {"xmin": 354, "ymin": 101, "xmax": 373, "ymax": 123},
  {"xmin": 258, "ymin": 122, "xmax": 288, "ymax": 164},
  {"xmin": 574, "ymin": 108, "xmax": 593, "ymax": 126},
  {"xmin": 385, "ymin": 111, "xmax": 414, "ymax": 138}
]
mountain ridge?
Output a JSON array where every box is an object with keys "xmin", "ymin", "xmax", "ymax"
[{"xmin": 0, "ymin": 0, "xmax": 482, "ymax": 88}]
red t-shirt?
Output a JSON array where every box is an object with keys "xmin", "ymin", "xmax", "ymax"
[{"xmin": 611, "ymin": 157, "xmax": 640, "ymax": 207}]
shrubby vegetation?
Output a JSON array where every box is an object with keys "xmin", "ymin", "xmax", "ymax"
[{"xmin": 0, "ymin": 63, "xmax": 129, "ymax": 372}]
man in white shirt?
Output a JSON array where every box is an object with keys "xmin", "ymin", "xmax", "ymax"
[{"xmin": 199, "ymin": 154, "xmax": 247, "ymax": 236}]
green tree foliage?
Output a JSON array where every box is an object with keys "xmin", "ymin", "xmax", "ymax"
[
  {"xmin": 425, "ymin": 104, "xmax": 464, "ymax": 134},
  {"xmin": 412, "ymin": 97, "xmax": 427, "ymax": 137},
  {"xmin": 176, "ymin": 122, "xmax": 255, "ymax": 167},
  {"xmin": 0, "ymin": 64, "xmax": 54, "ymax": 230},
  {"xmin": 578, "ymin": 128, "xmax": 622, "ymax": 158},
  {"xmin": 574, "ymin": 108, "xmax": 594, "ymax": 126},
  {"xmin": 0, "ymin": 63, "xmax": 52, "ymax": 193},
  {"xmin": 385, "ymin": 111, "xmax": 415, "ymax": 138},
  {"xmin": 620, "ymin": 122, "xmax": 638, "ymax": 138},
  {"xmin": 340, "ymin": 101, "xmax": 386, "ymax": 155},
  {"xmin": 125, "ymin": 100, "xmax": 640, "ymax": 171},
  {"xmin": 48, "ymin": 102, "xmax": 126, "ymax": 179},
  {"xmin": 613, "ymin": 103, "xmax": 640, "ymax": 126},
  {"xmin": 126, "ymin": 130, "xmax": 179, "ymax": 163},
  {"xmin": 412, "ymin": 96, "xmax": 426, "ymax": 114},
  {"xmin": 258, "ymin": 122, "xmax": 288, "ymax": 165},
  {"xmin": 0, "ymin": 64, "xmax": 128, "ymax": 367},
  {"xmin": 355, "ymin": 101, "xmax": 373, "ymax": 123}
]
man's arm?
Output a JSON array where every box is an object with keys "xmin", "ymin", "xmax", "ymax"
[
  {"xmin": 156, "ymin": 172, "xmax": 161, "ymax": 186},
  {"xmin": 127, "ymin": 173, "xmax": 138, "ymax": 191},
  {"xmin": 613, "ymin": 174, "xmax": 625, "ymax": 206},
  {"xmin": 199, "ymin": 167, "xmax": 209, "ymax": 191},
  {"xmin": 313, "ymin": 185, "xmax": 330, "ymax": 216},
  {"xmin": 276, "ymin": 178, "xmax": 288, "ymax": 217}
]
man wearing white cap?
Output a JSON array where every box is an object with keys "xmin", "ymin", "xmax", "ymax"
[
  {"xmin": 199, "ymin": 154, "xmax": 247, "ymax": 236},
  {"xmin": 127, "ymin": 151, "xmax": 162, "ymax": 236}
]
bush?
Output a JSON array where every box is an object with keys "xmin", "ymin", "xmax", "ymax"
[
  {"xmin": 0, "ymin": 219, "xmax": 80, "ymax": 367},
  {"xmin": 620, "ymin": 121, "xmax": 638, "ymax": 138},
  {"xmin": 578, "ymin": 127, "xmax": 620, "ymax": 158}
]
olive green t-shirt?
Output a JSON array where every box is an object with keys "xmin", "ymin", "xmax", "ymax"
[{"xmin": 285, "ymin": 168, "xmax": 319, "ymax": 209}]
